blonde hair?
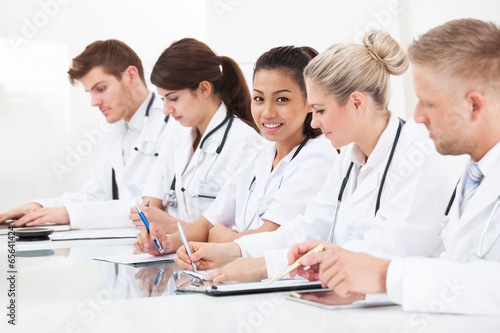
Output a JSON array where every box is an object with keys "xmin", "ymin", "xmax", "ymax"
[
  {"xmin": 304, "ymin": 30, "xmax": 408, "ymax": 110},
  {"xmin": 408, "ymin": 19, "xmax": 500, "ymax": 94}
]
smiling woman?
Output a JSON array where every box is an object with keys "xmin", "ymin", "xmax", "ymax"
[{"xmin": 200, "ymin": 46, "xmax": 336, "ymax": 239}]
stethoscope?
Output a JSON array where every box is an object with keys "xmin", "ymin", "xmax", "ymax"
[
  {"xmin": 134, "ymin": 93, "xmax": 170, "ymax": 156},
  {"xmin": 439, "ymin": 182, "xmax": 500, "ymax": 259},
  {"xmin": 327, "ymin": 118, "xmax": 405, "ymax": 243},
  {"xmin": 165, "ymin": 110, "xmax": 234, "ymax": 207},
  {"xmin": 238, "ymin": 135, "xmax": 311, "ymax": 232},
  {"xmin": 112, "ymin": 93, "xmax": 167, "ymax": 200}
]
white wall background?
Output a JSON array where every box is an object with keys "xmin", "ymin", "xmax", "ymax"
[{"xmin": 1, "ymin": 0, "xmax": 499, "ymax": 211}]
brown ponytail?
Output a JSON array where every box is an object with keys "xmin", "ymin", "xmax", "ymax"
[{"xmin": 151, "ymin": 38, "xmax": 257, "ymax": 131}]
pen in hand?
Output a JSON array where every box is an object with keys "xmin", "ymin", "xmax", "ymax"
[
  {"xmin": 177, "ymin": 222, "xmax": 197, "ymax": 272},
  {"xmin": 268, "ymin": 244, "xmax": 325, "ymax": 284},
  {"xmin": 135, "ymin": 204, "xmax": 164, "ymax": 254}
]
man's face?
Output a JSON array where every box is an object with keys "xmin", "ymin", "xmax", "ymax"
[
  {"xmin": 412, "ymin": 66, "xmax": 473, "ymax": 156},
  {"xmin": 79, "ymin": 66, "xmax": 135, "ymax": 123}
]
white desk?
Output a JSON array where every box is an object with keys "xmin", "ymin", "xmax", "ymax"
[{"xmin": 1, "ymin": 235, "xmax": 500, "ymax": 333}]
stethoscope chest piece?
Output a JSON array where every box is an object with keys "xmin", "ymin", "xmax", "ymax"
[{"xmin": 166, "ymin": 189, "xmax": 177, "ymax": 207}]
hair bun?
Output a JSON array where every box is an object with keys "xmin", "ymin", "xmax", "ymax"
[{"xmin": 363, "ymin": 30, "xmax": 409, "ymax": 76}]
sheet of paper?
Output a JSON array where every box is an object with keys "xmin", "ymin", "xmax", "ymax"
[
  {"xmin": 93, "ymin": 253, "xmax": 176, "ymax": 265},
  {"xmin": 50, "ymin": 228, "xmax": 139, "ymax": 241}
]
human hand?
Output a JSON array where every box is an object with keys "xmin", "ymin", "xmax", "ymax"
[
  {"xmin": 175, "ymin": 242, "xmax": 242, "ymax": 271},
  {"xmin": 317, "ymin": 250, "xmax": 390, "ymax": 298},
  {"xmin": 0, "ymin": 203, "xmax": 43, "ymax": 224},
  {"xmin": 129, "ymin": 206, "xmax": 178, "ymax": 233},
  {"xmin": 207, "ymin": 223, "xmax": 238, "ymax": 243},
  {"xmin": 297, "ymin": 290, "xmax": 366, "ymax": 306},
  {"xmin": 287, "ymin": 240, "xmax": 340, "ymax": 280},
  {"xmin": 134, "ymin": 222, "xmax": 170, "ymax": 255},
  {"xmin": 204, "ymin": 257, "xmax": 267, "ymax": 283},
  {"xmin": 135, "ymin": 264, "xmax": 173, "ymax": 297},
  {"xmin": 10, "ymin": 206, "xmax": 70, "ymax": 227}
]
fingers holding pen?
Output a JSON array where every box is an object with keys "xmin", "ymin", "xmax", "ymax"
[
  {"xmin": 149, "ymin": 222, "xmax": 168, "ymax": 250},
  {"xmin": 175, "ymin": 242, "xmax": 217, "ymax": 271},
  {"xmin": 175, "ymin": 245, "xmax": 193, "ymax": 270}
]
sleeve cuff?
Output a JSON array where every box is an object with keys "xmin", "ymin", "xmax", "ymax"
[
  {"xmin": 234, "ymin": 232, "xmax": 277, "ymax": 258},
  {"xmin": 234, "ymin": 238, "xmax": 252, "ymax": 258},
  {"xmin": 386, "ymin": 258, "xmax": 405, "ymax": 305},
  {"xmin": 141, "ymin": 186, "xmax": 166, "ymax": 201},
  {"xmin": 264, "ymin": 248, "xmax": 290, "ymax": 279},
  {"xmin": 202, "ymin": 213, "xmax": 217, "ymax": 226}
]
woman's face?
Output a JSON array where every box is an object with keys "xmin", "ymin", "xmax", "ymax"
[
  {"xmin": 306, "ymin": 78, "xmax": 356, "ymax": 149},
  {"xmin": 157, "ymin": 86, "xmax": 205, "ymax": 128},
  {"xmin": 251, "ymin": 70, "xmax": 309, "ymax": 145}
]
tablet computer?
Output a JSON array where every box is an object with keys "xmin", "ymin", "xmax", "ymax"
[{"xmin": 286, "ymin": 290, "xmax": 395, "ymax": 309}]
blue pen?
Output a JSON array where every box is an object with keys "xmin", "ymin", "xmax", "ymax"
[
  {"xmin": 149, "ymin": 267, "xmax": 165, "ymax": 297},
  {"xmin": 135, "ymin": 204, "xmax": 164, "ymax": 254},
  {"xmin": 177, "ymin": 222, "xmax": 197, "ymax": 271}
]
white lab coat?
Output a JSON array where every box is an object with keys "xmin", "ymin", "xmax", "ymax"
[
  {"xmin": 386, "ymin": 141, "xmax": 500, "ymax": 316},
  {"xmin": 142, "ymin": 103, "xmax": 264, "ymax": 222},
  {"xmin": 35, "ymin": 93, "xmax": 186, "ymax": 229},
  {"xmin": 235, "ymin": 115, "xmax": 453, "ymax": 275},
  {"xmin": 203, "ymin": 136, "xmax": 337, "ymax": 231}
]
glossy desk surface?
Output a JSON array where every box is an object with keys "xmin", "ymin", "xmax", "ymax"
[{"xmin": 1, "ymin": 232, "xmax": 499, "ymax": 333}]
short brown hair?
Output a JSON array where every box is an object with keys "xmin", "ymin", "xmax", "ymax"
[
  {"xmin": 68, "ymin": 39, "xmax": 146, "ymax": 85},
  {"xmin": 408, "ymin": 19, "xmax": 500, "ymax": 93}
]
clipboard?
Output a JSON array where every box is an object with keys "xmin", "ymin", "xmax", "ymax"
[{"xmin": 174, "ymin": 271, "xmax": 326, "ymax": 296}]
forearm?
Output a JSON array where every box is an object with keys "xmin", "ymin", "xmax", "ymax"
[
  {"xmin": 166, "ymin": 217, "xmax": 212, "ymax": 253},
  {"xmin": 232, "ymin": 221, "xmax": 280, "ymax": 240},
  {"xmin": 155, "ymin": 212, "xmax": 186, "ymax": 234},
  {"xmin": 143, "ymin": 197, "xmax": 165, "ymax": 210}
]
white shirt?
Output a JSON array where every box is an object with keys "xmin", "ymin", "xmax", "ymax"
[
  {"xmin": 142, "ymin": 102, "xmax": 264, "ymax": 222},
  {"xmin": 203, "ymin": 136, "xmax": 337, "ymax": 231},
  {"xmin": 35, "ymin": 92, "xmax": 185, "ymax": 229},
  {"xmin": 234, "ymin": 115, "xmax": 453, "ymax": 276},
  {"xmin": 386, "ymin": 141, "xmax": 500, "ymax": 316}
]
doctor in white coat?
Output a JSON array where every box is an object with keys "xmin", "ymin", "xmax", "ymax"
[
  {"xmin": 0, "ymin": 40, "xmax": 184, "ymax": 229},
  {"xmin": 203, "ymin": 46, "xmax": 336, "ymax": 243},
  {"xmin": 131, "ymin": 38, "xmax": 263, "ymax": 243},
  {"xmin": 174, "ymin": 31, "xmax": 452, "ymax": 282},
  {"xmin": 290, "ymin": 19, "xmax": 500, "ymax": 316}
]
